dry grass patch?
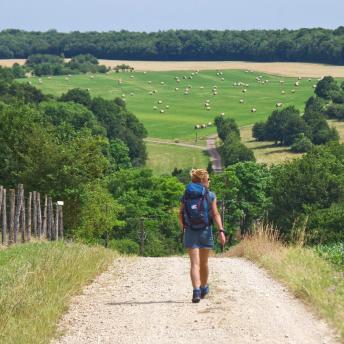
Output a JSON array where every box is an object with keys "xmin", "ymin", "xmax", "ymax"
[
  {"xmin": 240, "ymin": 125, "xmax": 301, "ymax": 165},
  {"xmin": 226, "ymin": 224, "xmax": 344, "ymax": 341}
]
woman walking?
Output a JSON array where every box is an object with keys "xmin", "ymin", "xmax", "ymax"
[{"xmin": 179, "ymin": 168, "xmax": 226, "ymax": 303}]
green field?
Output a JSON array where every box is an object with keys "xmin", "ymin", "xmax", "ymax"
[
  {"xmin": 146, "ymin": 142, "xmax": 209, "ymax": 175},
  {"xmin": 20, "ymin": 70, "xmax": 323, "ymax": 140}
]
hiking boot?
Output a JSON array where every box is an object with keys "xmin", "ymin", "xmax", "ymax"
[
  {"xmin": 200, "ymin": 285, "xmax": 209, "ymax": 299},
  {"xmin": 192, "ymin": 288, "xmax": 201, "ymax": 303}
]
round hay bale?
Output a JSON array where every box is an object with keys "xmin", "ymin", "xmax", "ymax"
[
  {"xmin": 281, "ymin": 90, "xmax": 286, "ymax": 94},
  {"xmin": 220, "ymin": 112, "xmax": 225, "ymax": 116},
  {"xmin": 158, "ymin": 100, "xmax": 162, "ymax": 104},
  {"xmin": 276, "ymin": 102, "xmax": 283, "ymax": 107},
  {"xmin": 148, "ymin": 81, "xmax": 152, "ymax": 84},
  {"xmin": 208, "ymin": 122, "xmax": 212, "ymax": 126},
  {"xmin": 239, "ymin": 99, "xmax": 244, "ymax": 103},
  {"xmin": 291, "ymin": 89, "xmax": 295, "ymax": 93},
  {"xmin": 165, "ymin": 105, "xmax": 169, "ymax": 109},
  {"xmin": 153, "ymin": 106, "xmax": 157, "ymax": 110},
  {"xmin": 242, "ymin": 89, "xmax": 247, "ymax": 93},
  {"xmin": 251, "ymin": 108, "xmax": 257, "ymax": 113},
  {"xmin": 295, "ymin": 81, "xmax": 300, "ymax": 86},
  {"xmin": 160, "ymin": 109, "xmax": 165, "ymax": 114},
  {"xmin": 175, "ymin": 87, "xmax": 179, "ymax": 91}
]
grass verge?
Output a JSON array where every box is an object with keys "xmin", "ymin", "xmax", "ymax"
[
  {"xmin": 0, "ymin": 241, "xmax": 116, "ymax": 344},
  {"xmin": 226, "ymin": 225, "xmax": 344, "ymax": 342},
  {"xmin": 146, "ymin": 141, "xmax": 209, "ymax": 175}
]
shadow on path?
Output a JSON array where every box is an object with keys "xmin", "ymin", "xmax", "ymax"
[{"xmin": 107, "ymin": 300, "xmax": 185, "ymax": 306}]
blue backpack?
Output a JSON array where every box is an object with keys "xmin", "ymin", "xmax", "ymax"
[{"xmin": 182, "ymin": 183, "xmax": 213, "ymax": 230}]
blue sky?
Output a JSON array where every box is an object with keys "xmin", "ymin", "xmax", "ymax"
[{"xmin": 1, "ymin": 0, "xmax": 343, "ymax": 32}]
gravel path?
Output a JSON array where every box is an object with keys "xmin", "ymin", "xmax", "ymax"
[
  {"xmin": 206, "ymin": 136, "xmax": 223, "ymax": 173},
  {"xmin": 52, "ymin": 257, "xmax": 340, "ymax": 344}
]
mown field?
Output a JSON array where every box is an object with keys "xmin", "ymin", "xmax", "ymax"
[
  {"xmin": 146, "ymin": 142, "xmax": 209, "ymax": 175},
  {"xmin": 19, "ymin": 69, "xmax": 324, "ymax": 140}
]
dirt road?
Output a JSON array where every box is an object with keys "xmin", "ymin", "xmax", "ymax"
[
  {"xmin": 52, "ymin": 257, "xmax": 340, "ymax": 344},
  {"xmin": 207, "ymin": 136, "xmax": 223, "ymax": 173},
  {"xmin": 1, "ymin": 59, "xmax": 344, "ymax": 77}
]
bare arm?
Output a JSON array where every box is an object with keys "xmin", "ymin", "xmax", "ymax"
[
  {"xmin": 178, "ymin": 203, "xmax": 184, "ymax": 232},
  {"xmin": 211, "ymin": 197, "xmax": 223, "ymax": 230}
]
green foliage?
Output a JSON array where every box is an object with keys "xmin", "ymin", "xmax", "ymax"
[
  {"xmin": 172, "ymin": 167, "xmax": 192, "ymax": 184},
  {"xmin": 303, "ymin": 102, "xmax": 338, "ymax": 145},
  {"xmin": 304, "ymin": 96, "xmax": 326, "ymax": 115},
  {"xmin": 73, "ymin": 181, "xmax": 124, "ymax": 242},
  {"xmin": 326, "ymin": 103, "xmax": 344, "ymax": 120},
  {"xmin": 290, "ymin": 133, "xmax": 313, "ymax": 153},
  {"xmin": 2, "ymin": 28, "xmax": 344, "ymax": 64},
  {"xmin": 40, "ymin": 100, "xmax": 105, "ymax": 135},
  {"xmin": 108, "ymin": 239, "xmax": 139, "ymax": 254},
  {"xmin": 106, "ymin": 168, "xmax": 184, "ymax": 256},
  {"xmin": 314, "ymin": 243, "xmax": 344, "ymax": 268},
  {"xmin": 90, "ymin": 97, "xmax": 147, "ymax": 166},
  {"xmin": 211, "ymin": 161, "xmax": 272, "ymax": 234},
  {"xmin": 307, "ymin": 204, "xmax": 344, "ymax": 244},
  {"xmin": 263, "ymin": 106, "xmax": 309, "ymax": 145},
  {"xmin": 0, "ymin": 81, "xmax": 46, "ymax": 104},
  {"xmin": 26, "ymin": 53, "xmax": 108, "ymax": 76},
  {"xmin": 269, "ymin": 142, "xmax": 344, "ymax": 239},
  {"xmin": 215, "ymin": 116, "xmax": 254, "ymax": 167},
  {"xmin": 214, "ymin": 115, "xmax": 240, "ymax": 142},
  {"xmin": 60, "ymin": 88, "xmax": 92, "ymax": 108},
  {"xmin": 315, "ymin": 76, "xmax": 341, "ymax": 100},
  {"xmin": 219, "ymin": 135, "xmax": 255, "ymax": 166},
  {"xmin": 252, "ymin": 121, "xmax": 266, "ymax": 141}
]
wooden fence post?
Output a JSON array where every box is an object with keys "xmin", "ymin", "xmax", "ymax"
[
  {"xmin": 58, "ymin": 201, "xmax": 64, "ymax": 239},
  {"xmin": 14, "ymin": 184, "xmax": 23, "ymax": 243},
  {"xmin": 21, "ymin": 195, "xmax": 26, "ymax": 243},
  {"xmin": 55, "ymin": 203, "xmax": 59, "ymax": 240},
  {"xmin": 33, "ymin": 191, "xmax": 37, "ymax": 237},
  {"xmin": 27, "ymin": 192, "xmax": 32, "ymax": 241},
  {"xmin": 37, "ymin": 192, "xmax": 42, "ymax": 238},
  {"xmin": 51, "ymin": 198, "xmax": 56, "ymax": 240},
  {"xmin": 47, "ymin": 197, "xmax": 52, "ymax": 240},
  {"xmin": 42, "ymin": 195, "xmax": 47, "ymax": 239},
  {"xmin": 9, "ymin": 189, "xmax": 15, "ymax": 244},
  {"xmin": 1, "ymin": 188, "xmax": 6, "ymax": 245}
]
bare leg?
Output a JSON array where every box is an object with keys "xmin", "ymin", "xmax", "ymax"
[
  {"xmin": 199, "ymin": 248, "xmax": 210, "ymax": 287},
  {"xmin": 188, "ymin": 248, "xmax": 200, "ymax": 288}
]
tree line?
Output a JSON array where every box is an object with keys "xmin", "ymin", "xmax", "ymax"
[{"xmin": 0, "ymin": 28, "xmax": 343, "ymax": 64}]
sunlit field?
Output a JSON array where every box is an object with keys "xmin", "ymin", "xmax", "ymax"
[{"xmin": 19, "ymin": 69, "xmax": 327, "ymax": 140}]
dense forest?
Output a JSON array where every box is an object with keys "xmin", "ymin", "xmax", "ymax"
[{"xmin": 0, "ymin": 28, "xmax": 343, "ymax": 64}]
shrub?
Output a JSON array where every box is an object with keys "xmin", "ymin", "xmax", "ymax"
[
  {"xmin": 291, "ymin": 134, "xmax": 313, "ymax": 153},
  {"xmin": 108, "ymin": 239, "xmax": 140, "ymax": 255},
  {"xmin": 252, "ymin": 122, "xmax": 266, "ymax": 141}
]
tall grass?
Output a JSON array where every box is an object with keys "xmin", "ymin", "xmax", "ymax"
[
  {"xmin": 0, "ymin": 241, "xmax": 116, "ymax": 344},
  {"xmin": 226, "ymin": 223, "xmax": 344, "ymax": 341}
]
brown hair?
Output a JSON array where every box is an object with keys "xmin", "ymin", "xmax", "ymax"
[{"xmin": 190, "ymin": 169, "xmax": 209, "ymax": 183}]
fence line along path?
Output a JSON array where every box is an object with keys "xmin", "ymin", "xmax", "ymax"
[{"xmin": 0, "ymin": 184, "xmax": 64, "ymax": 246}]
